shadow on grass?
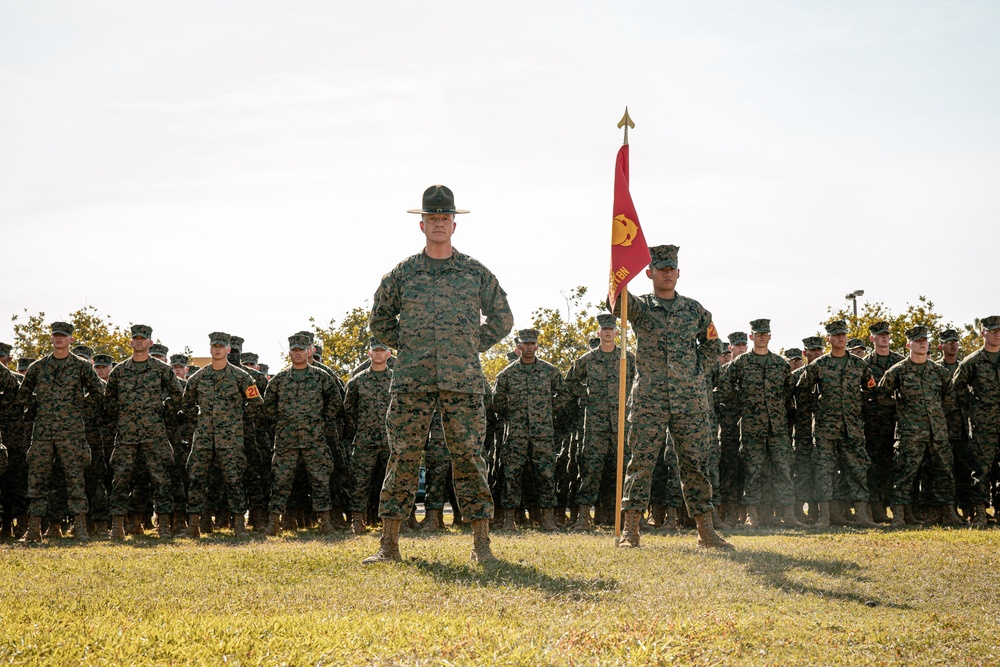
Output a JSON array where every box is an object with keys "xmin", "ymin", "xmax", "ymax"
[
  {"xmin": 410, "ymin": 556, "xmax": 619, "ymax": 601},
  {"xmin": 703, "ymin": 546, "xmax": 911, "ymax": 610}
]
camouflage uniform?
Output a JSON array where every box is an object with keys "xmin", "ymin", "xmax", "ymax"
[
  {"xmin": 791, "ymin": 339, "xmax": 823, "ymax": 509},
  {"xmin": 18, "ymin": 338, "xmax": 105, "ymax": 518},
  {"xmin": 369, "ymin": 247, "xmax": 513, "ymax": 521},
  {"xmin": 228, "ymin": 337, "xmax": 272, "ymax": 520},
  {"xmin": 796, "ymin": 327, "xmax": 877, "ymax": 504},
  {"xmin": 718, "ymin": 324, "xmax": 796, "ymax": 508},
  {"xmin": 937, "ymin": 329, "xmax": 970, "ymax": 509},
  {"xmin": 342, "ymin": 363, "xmax": 392, "ymax": 514},
  {"xmin": 0, "ymin": 362, "xmax": 29, "ymax": 532},
  {"xmin": 104, "ymin": 351, "xmax": 183, "ymax": 517},
  {"xmin": 422, "ymin": 410, "xmax": 452, "ymax": 512},
  {"xmin": 862, "ymin": 323, "xmax": 905, "ymax": 507},
  {"xmin": 181, "ymin": 340, "xmax": 263, "ymax": 516},
  {"xmin": 951, "ymin": 322, "xmax": 1000, "ymax": 511},
  {"xmin": 717, "ymin": 333, "xmax": 747, "ymax": 507},
  {"xmin": 493, "ymin": 336, "xmax": 569, "ymax": 510},
  {"xmin": 260, "ymin": 361, "xmax": 340, "ymax": 514}
]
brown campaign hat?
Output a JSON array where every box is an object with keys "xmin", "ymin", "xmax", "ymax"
[{"xmin": 407, "ymin": 184, "xmax": 469, "ymax": 215}]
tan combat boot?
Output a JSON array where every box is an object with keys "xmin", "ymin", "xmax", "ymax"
[
  {"xmin": 182, "ymin": 513, "xmax": 201, "ymax": 538},
  {"xmin": 890, "ymin": 504, "xmax": 906, "ymax": 527},
  {"xmin": 351, "ymin": 511, "xmax": 366, "ymax": 535},
  {"xmin": 471, "ymin": 518, "xmax": 499, "ymax": 563},
  {"xmin": 110, "ymin": 515, "xmax": 127, "ymax": 541},
  {"xmin": 126, "ymin": 514, "xmax": 144, "ymax": 536},
  {"xmin": 617, "ymin": 510, "xmax": 641, "ymax": 548},
  {"xmin": 661, "ymin": 506, "xmax": 678, "ymax": 532},
  {"xmin": 871, "ymin": 502, "xmax": 889, "ymax": 524},
  {"xmin": 71, "ymin": 513, "xmax": 89, "ymax": 542},
  {"xmin": 44, "ymin": 520, "xmax": 63, "ymax": 539},
  {"xmin": 941, "ymin": 504, "xmax": 964, "ymax": 527},
  {"xmin": 648, "ymin": 504, "xmax": 666, "ymax": 529},
  {"xmin": 498, "ymin": 507, "xmax": 518, "ymax": 532},
  {"xmin": 781, "ymin": 505, "xmax": 805, "ymax": 528},
  {"xmin": 853, "ymin": 502, "xmax": 879, "ymax": 528},
  {"xmin": 571, "ymin": 505, "xmax": 593, "ymax": 532},
  {"xmin": 971, "ymin": 504, "xmax": 989, "ymax": 530},
  {"xmin": 264, "ymin": 512, "xmax": 282, "ymax": 536},
  {"xmin": 421, "ymin": 509, "xmax": 442, "ymax": 533},
  {"xmin": 20, "ymin": 516, "xmax": 43, "ymax": 543},
  {"xmin": 539, "ymin": 508, "xmax": 558, "ymax": 532},
  {"xmin": 829, "ymin": 500, "xmax": 848, "ymax": 526},
  {"xmin": 362, "ymin": 518, "xmax": 402, "ymax": 564},
  {"xmin": 200, "ymin": 514, "xmax": 214, "ymax": 534},
  {"xmin": 813, "ymin": 502, "xmax": 831, "ymax": 529},
  {"xmin": 712, "ymin": 505, "xmax": 730, "ymax": 530},
  {"xmin": 317, "ymin": 510, "xmax": 336, "ymax": 535},
  {"xmin": 233, "ymin": 512, "xmax": 249, "ymax": 537},
  {"xmin": 794, "ymin": 503, "xmax": 809, "ymax": 525},
  {"xmin": 744, "ymin": 505, "xmax": 761, "ymax": 530},
  {"xmin": 695, "ymin": 512, "xmax": 735, "ymax": 550},
  {"xmin": 157, "ymin": 513, "xmax": 173, "ymax": 539}
]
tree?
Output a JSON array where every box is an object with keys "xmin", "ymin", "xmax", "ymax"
[
  {"xmin": 8, "ymin": 305, "xmax": 134, "ymax": 368},
  {"xmin": 311, "ymin": 307, "xmax": 372, "ymax": 382}
]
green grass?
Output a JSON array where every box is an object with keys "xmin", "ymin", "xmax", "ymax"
[{"xmin": 2, "ymin": 524, "xmax": 999, "ymax": 666}]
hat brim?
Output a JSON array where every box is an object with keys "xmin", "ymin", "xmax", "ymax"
[{"xmin": 407, "ymin": 209, "xmax": 470, "ymax": 214}]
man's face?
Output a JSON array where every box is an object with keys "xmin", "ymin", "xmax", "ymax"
[
  {"xmin": 599, "ymin": 327, "xmax": 615, "ymax": 346},
  {"xmin": 51, "ymin": 333, "xmax": 72, "ymax": 352},
  {"xmin": 983, "ymin": 328, "xmax": 1000, "ymax": 350},
  {"xmin": 751, "ymin": 332, "xmax": 771, "ymax": 350},
  {"xmin": 720, "ymin": 351, "xmax": 732, "ymax": 364},
  {"xmin": 908, "ymin": 338, "xmax": 929, "ymax": 356},
  {"xmin": 420, "ymin": 214, "xmax": 456, "ymax": 245},
  {"xmin": 804, "ymin": 348, "xmax": 823, "ymax": 363},
  {"xmin": 369, "ymin": 348, "xmax": 390, "ymax": 365},
  {"xmin": 645, "ymin": 265, "xmax": 679, "ymax": 293},
  {"xmin": 95, "ymin": 366, "xmax": 112, "ymax": 380},
  {"xmin": 131, "ymin": 336, "xmax": 152, "ymax": 353},
  {"xmin": 519, "ymin": 341, "xmax": 538, "ymax": 361},
  {"xmin": 210, "ymin": 344, "xmax": 229, "ymax": 361},
  {"xmin": 829, "ymin": 333, "xmax": 847, "ymax": 351},
  {"xmin": 788, "ymin": 357, "xmax": 804, "ymax": 371},
  {"xmin": 939, "ymin": 340, "xmax": 959, "ymax": 358},
  {"xmin": 172, "ymin": 366, "xmax": 187, "ymax": 379},
  {"xmin": 730, "ymin": 342, "xmax": 748, "ymax": 357},
  {"xmin": 849, "ymin": 346, "xmax": 866, "ymax": 357},
  {"xmin": 290, "ymin": 348, "xmax": 309, "ymax": 366},
  {"xmin": 871, "ymin": 332, "xmax": 891, "ymax": 350}
]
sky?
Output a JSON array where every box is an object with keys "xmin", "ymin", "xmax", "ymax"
[{"xmin": 2, "ymin": 1, "xmax": 998, "ymax": 368}]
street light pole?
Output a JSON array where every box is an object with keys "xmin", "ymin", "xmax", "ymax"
[{"xmin": 844, "ymin": 289, "xmax": 865, "ymax": 324}]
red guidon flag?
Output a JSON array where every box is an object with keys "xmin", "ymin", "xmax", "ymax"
[{"xmin": 608, "ymin": 144, "xmax": 651, "ymax": 309}]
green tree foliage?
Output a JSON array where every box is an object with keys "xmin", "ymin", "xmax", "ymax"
[
  {"xmin": 8, "ymin": 306, "xmax": 134, "ymax": 368},
  {"xmin": 311, "ymin": 307, "xmax": 372, "ymax": 382},
  {"xmin": 824, "ymin": 295, "xmax": 980, "ymax": 359}
]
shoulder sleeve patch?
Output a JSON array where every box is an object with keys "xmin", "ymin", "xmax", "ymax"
[
  {"xmin": 245, "ymin": 384, "xmax": 261, "ymax": 399},
  {"xmin": 707, "ymin": 322, "xmax": 719, "ymax": 340},
  {"xmin": 867, "ymin": 376, "xmax": 877, "ymax": 389}
]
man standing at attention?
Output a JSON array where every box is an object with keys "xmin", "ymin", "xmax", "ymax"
[
  {"xmin": 365, "ymin": 184, "xmax": 513, "ymax": 564},
  {"xmin": 611, "ymin": 245, "xmax": 731, "ymax": 550}
]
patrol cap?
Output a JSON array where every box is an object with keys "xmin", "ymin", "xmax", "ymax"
[
  {"xmin": 50, "ymin": 321, "xmax": 73, "ymax": 337},
  {"xmin": 72, "ymin": 345, "xmax": 94, "ymax": 360},
  {"xmin": 589, "ymin": 337, "xmax": 600, "ymax": 349},
  {"xmin": 728, "ymin": 332, "xmax": 748, "ymax": 345},
  {"xmin": 407, "ymin": 184, "xmax": 470, "ymax": 215},
  {"xmin": 802, "ymin": 336, "xmax": 825, "ymax": 350},
  {"xmin": 649, "ymin": 244, "xmax": 679, "ymax": 269},
  {"xmin": 209, "ymin": 332, "xmax": 231, "ymax": 346},
  {"xmin": 186, "ymin": 364, "xmax": 199, "ymax": 375},
  {"xmin": 229, "ymin": 336, "xmax": 244, "ymax": 352},
  {"xmin": 258, "ymin": 363, "xmax": 269, "ymax": 375},
  {"xmin": 596, "ymin": 313, "xmax": 616, "ymax": 330},
  {"xmin": 517, "ymin": 329, "xmax": 539, "ymax": 343},
  {"xmin": 240, "ymin": 352, "xmax": 259, "ymax": 365},
  {"xmin": 721, "ymin": 342, "xmax": 731, "ymax": 353},
  {"xmin": 313, "ymin": 342, "xmax": 323, "ymax": 355},
  {"xmin": 369, "ymin": 338, "xmax": 389, "ymax": 351},
  {"xmin": 17, "ymin": 358, "xmax": 35, "ymax": 372},
  {"xmin": 93, "ymin": 354, "xmax": 115, "ymax": 367},
  {"xmin": 506, "ymin": 351, "xmax": 519, "ymax": 362},
  {"xmin": 288, "ymin": 334, "xmax": 311, "ymax": 350},
  {"xmin": 784, "ymin": 347, "xmax": 803, "ymax": 360},
  {"xmin": 981, "ymin": 315, "xmax": 1000, "ymax": 331},
  {"xmin": 295, "ymin": 330, "xmax": 316, "ymax": 343},
  {"xmin": 0, "ymin": 342, "xmax": 12, "ymax": 356},
  {"xmin": 869, "ymin": 321, "xmax": 890, "ymax": 336},
  {"xmin": 170, "ymin": 354, "xmax": 189, "ymax": 366},
  {"xmin": 825, "ymin": 320, "xmax": 849, "ymax": 336},
  {"xmin": 131, "ymin": 324, "xmax": 153, "ymax": 339},
  {"xmin": 847, "ymin": 338, "xmax": 866, "ymax": 350},
  {"xmin": 149, "ymin": 343, "xmax": 169, "ymax": 357},
  {"xmin": 904, "ymin": 325, "xmax": 929, "ymax": 341},
  {"xmin": 938, "ymin": 328, "xmax": 960, "ymax": 343},
  {"xmin": 750, "ymin": 319, "xmax": 771, "ymax": 334}
]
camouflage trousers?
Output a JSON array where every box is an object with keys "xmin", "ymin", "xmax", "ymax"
[
  {"xmin": 892, "ymin": 437, "xmax": 955, "ymax": 505},
  {"xmin": 26, "ymin": 438, "xmax": 89, "ymax": 517},
  {"xmin": 951, "ymin": 437, "xmax": 973, "ymax": 508},
  {"xmin": 378, "ymin": 391, "xmax": 492, "ymax": 521},
  {"xmin": 718, "ymin": 421, "xmax": 742, "ymax": 505},
  {"xmin": 170, "ymin": 440, "xmax": 191, "ymax": 515},
  {"xmin": 501, "ymin": 436, "xmax": 556, "ymax": 509},
  {"xmin": 707, "ymin": 422, "xmax": 721, "ymax": 507},
  {"xmin": 865, "ymin": 430, "xmax": 896, "ymax": 505},
  {"xmin": 269, "ymin": 445, "xmax": 332, "ymax": 513},
  {"xmin": 348, "ymin": 439, "xmax": 390, "ymax": 513},
  {"xmin": 813, "ymin": 436, "xmax": 871, "ymax": 503},
  {"xmin": 576, "ymin": 429, "xmax": 621, "ymax": 507},
  {"xmin": 423, "ymin": 435, "xmax": 452, "ymax": 510},
  {"xmin": 554, "ymin": 433, "xmax": 580, "ymax": 509},
  {"xmin": 793, "ymin": 433, "xmax": 816, "ymax": 504},
  {"xmin": 649, "ymin": 436, "xmax": 683, "ymax": 507},
  {"xmin": 623, "ymin": 393, "xmax": 715, "ymax": 517},
  {"xmin": 187, "ymin": 441, "xmax": 247, "ymax": 514},
  {"xmin": 740, "ymin": 433, "xmax": 795, "ymax": 507},
  {"xmin": 109, "ymin": 439, "xmax": 175, "ymax": 516},
  {"xmin": 967, "ymin": 427, "xmax": 999, "ymax": 506},
  {"xmin": 0, "ymin": 433, "xmax": 28, "ymax": 520}
]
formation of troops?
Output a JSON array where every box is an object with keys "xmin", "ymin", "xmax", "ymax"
[{"xmin": 3, "ymin": 186, "xmax": 1000, "ymax": 562}]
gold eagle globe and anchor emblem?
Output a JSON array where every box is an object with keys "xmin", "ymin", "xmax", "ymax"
[{"xmin": 611, "ymin": 214, "xmax": 639, "ymax": 247}]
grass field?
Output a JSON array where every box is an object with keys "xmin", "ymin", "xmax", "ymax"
[{"xmin": 2, "ymin": 522, "xmax": 999, "ymax": 666}]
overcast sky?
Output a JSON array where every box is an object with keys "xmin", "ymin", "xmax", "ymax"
[{"xmin": 2, "ymin": 1, "xmax": 997, "ymax": 367}]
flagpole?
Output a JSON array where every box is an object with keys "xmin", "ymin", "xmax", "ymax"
[{"xmin": 613, "ymin": 107, "xmax": 634, "ymax": 543}]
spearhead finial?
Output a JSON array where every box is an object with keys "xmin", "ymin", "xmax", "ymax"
[{"xmin": 617, "ymin": 107, "xmax": 635, "ymax": 144}]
